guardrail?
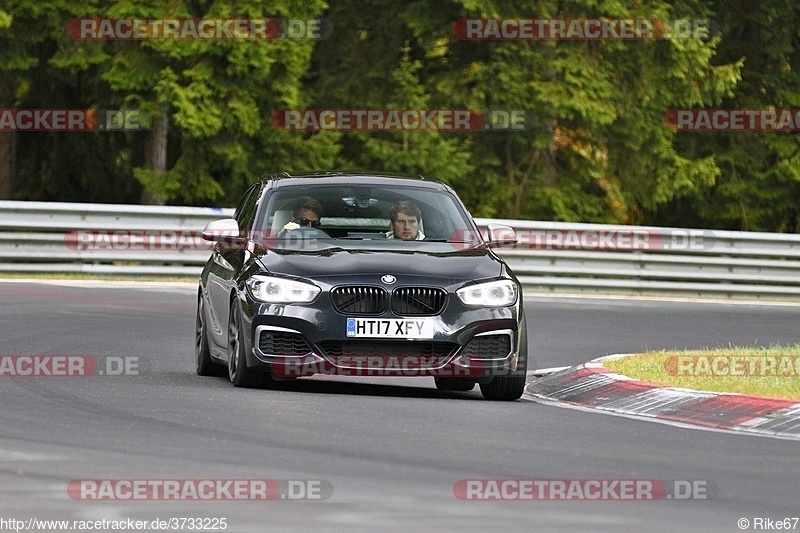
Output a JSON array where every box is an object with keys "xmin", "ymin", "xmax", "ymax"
[
  {"xmin": 2, "ymin": 200, "xmax": 799, "ymax": 300},
  {"xmin": 0, "ymin": 201, "xmax": 229, "ymax": 276},
  {"xmin": 482, "ymin": 218, "xmax": 800, "ymax": 299}
]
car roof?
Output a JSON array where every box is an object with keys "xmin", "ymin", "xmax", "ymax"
[{"xmin": 263, "ymin": 171, "xmax": 451, "ymax": 191}]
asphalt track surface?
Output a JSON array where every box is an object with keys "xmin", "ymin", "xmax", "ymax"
[{"xmin": 0, "ymin": 280, "xmax": 798, "ymax": 532}]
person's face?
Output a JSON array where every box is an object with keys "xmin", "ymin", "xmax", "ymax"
[
  {"xmin": 392, "ymin": 211, "xmax": 419, "ymax": 240},
  {"xmin": 294, "ymin": 208, "xmax": 320, "ymax": 227}
]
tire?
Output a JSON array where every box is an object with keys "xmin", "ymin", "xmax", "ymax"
[
  {"xmin": 434, "ymin": 377, "xmax": 476, "ymax": 392},
  {"xmin": 227, "ymin": 300, "xmax": 264, "ymax": 388},
  {"xmin": 195, "ymin": 295, "xmax": 226, "ymax": 377},
  {"xmin": 479, "ymin": 309, "xmax": 528, "ymax": 401}
]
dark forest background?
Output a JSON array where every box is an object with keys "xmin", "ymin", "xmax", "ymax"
[{"xmin": 1, "ymin": 0, "xmax": 798, "ymax": 231}]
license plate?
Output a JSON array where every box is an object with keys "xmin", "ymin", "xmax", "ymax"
[{"xmin": 346, "ymin": 318, "xmax": 434, "ymax": 339}]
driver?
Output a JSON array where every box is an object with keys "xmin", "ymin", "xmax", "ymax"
[
  {"xmin": 278, "ymin": 196, "xmax": 323, "ymax": 236},
  {"xmin": 386, "ymin": 200, "xmax": 425, "ymax": 240}
]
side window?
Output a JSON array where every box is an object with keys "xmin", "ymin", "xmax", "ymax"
[{"xmin": 234, "ymin": 184, "xmax": 261, "ymax": 234}]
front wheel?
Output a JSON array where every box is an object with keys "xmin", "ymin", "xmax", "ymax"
[
  {"xmin": 227, "ymin": 300, "xmax": 263, "ymax": 388},
  {"xmin": 479, "ymin": 310, "xmax": 528, "ymax": 401},
  {"xmin": 195, "ymin": 295, "xmax": 226, "ymax": 377}
]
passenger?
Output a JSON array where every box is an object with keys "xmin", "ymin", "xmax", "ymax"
[{"xmin": 386, "ymin": 200, "xmax": 425, "ymax": 240}]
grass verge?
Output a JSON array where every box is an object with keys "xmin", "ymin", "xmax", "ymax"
[{"xmin": 602, "ymin": 345, "xmax": 800, "ymax": 401}]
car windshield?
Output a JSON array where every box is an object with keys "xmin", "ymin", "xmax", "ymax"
[{"xmin": 253, "ymin": 184, "xmax": 482, "ymax": 247}]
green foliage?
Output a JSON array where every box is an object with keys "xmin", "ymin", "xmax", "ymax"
[
  {"xmin": 341, "ymin": 45, "xmax": 474, "ymax": 187},
  {"xmin": 2, "ymin": 0, "xmax": 799, "ymax": 233},
  {"xmin": 653, "ymin": 0, "xmax": 800, "ymax": 231},
  {"xmin": 0, "ymin": 10, "xmax": 12, "ymax": 29}
]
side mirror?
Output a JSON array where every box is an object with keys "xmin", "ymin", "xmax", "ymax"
[
  {"xmin": 201, "ymin": 218, "xmax": 245, "ymax": 246},
  {"xmin": 486, "ymin": 224, "xmax": 518, "ymax": 247}
]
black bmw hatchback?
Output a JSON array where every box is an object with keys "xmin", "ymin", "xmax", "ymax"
[{"xmin": 195, "ymin": 172, "xmax": 528, "ymax": 400}]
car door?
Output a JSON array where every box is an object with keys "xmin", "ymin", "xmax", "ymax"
[{"xmin": 206, "ymin": 183, "xmax": 262, "ymax": 350}]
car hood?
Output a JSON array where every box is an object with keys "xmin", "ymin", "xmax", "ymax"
[{"xmin": 254, "ymin": 243, "xmax": 503, "ymax": 284}]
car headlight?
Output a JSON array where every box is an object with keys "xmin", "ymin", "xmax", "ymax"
[
  {"xmin": 246, "ymin": 275, "xmax": 320, "ymax": 304},
  {"xmin": 457, "ymin": 280, "xmax": 518, "ymax": 307}
]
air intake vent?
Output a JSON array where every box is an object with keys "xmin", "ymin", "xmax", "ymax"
[
  {"xmin": 331, "ymin": 286, "xmax": 387, "ymax": 315},
  {"xmin": 258, "ymin": 331, "xmax": 312, "ymax": 356},
  {"xmin": 392, "ymin": 287, "xmax": 447, "ymax": 316},
  {"xmin": 460, "ymin": 334, "xmax": 512, "ymax": 359}
]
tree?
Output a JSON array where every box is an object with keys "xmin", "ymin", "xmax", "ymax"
[
  {"xmin": 0, "ymin": 1, "xmax": 72, "ymax": 199},
  {"xmin": 4, "ymin": 0, "xmax": 798, "ymax": 234},
  {"xmin": 310, "ymin": 0, "xmax": 741, "ymax": 222},
  {"xmin": 12, "ymin": 0, "xmax": 336, "ymax": 206},
  {"xmin": 654, "ymin": 0, "xmax": 800, "ymax": 231}
]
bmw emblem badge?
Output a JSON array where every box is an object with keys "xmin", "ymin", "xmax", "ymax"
[{"xmin": 381, "ymin": 275, "xmax": 396, "ymax": 284}]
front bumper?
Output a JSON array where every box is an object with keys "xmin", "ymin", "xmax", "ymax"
[{"xmin": 238, "ymin": 287, "xmax": 523, "ymax": 379}]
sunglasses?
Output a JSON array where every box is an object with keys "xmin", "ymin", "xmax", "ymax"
[{"xmin": 295, "ymin": 217, "xmax": 321, "ymax": 228}]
